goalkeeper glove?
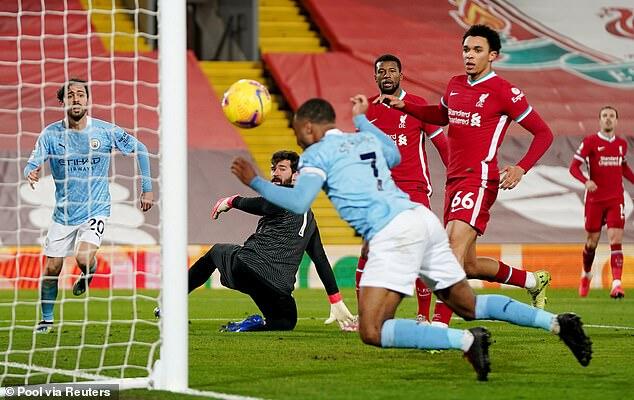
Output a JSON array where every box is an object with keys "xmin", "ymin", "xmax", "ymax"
[
  {"xmin": 324, "ymin": 293, "xmax": 357, "ymax": 331},
  {"xmin": 211, "ymin": 195, "xmax": 238, "ymax": 220}
]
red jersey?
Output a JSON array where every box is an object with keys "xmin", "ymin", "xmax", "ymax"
[
  {"xmin": 367, "ymin": 91, "xmax": 443, "ymax": 197},
  {"xmin": 574, "ymin": 132, "xmax": 629, "ymax": 202},
  {"xmin": 440, "ymin": 72, "xmax": 532, "ymax": 181}
]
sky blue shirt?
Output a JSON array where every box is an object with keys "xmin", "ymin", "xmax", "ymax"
[
  {"xmin": 251, "ymin": 114, "xmax": 416, "ymax": 240},
  {"xmin": 24, "ymin": 117, "xmax": 152, "ymax": 226}
]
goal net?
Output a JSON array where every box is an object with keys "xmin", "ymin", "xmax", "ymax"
[{"xmin": 0, "ymin": 0, "xmax": 187, "ymax": 392}]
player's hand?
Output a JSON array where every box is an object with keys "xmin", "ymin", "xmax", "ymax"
[
  {"xmin": 140, "ymin": 191, "xmax": 154, "ymax": 212},
  {"xmin": 350, "ymin": 94, "xmax": 369, "ymax": 116},
  {"xmin": 585, "ymin": 180, "xmax": 598, "ymax": 192},
  {"xmin": 325, "ymin": 299, "xmax": 358, "ymax": 331},
  {"xmin": 374, "ymin": 94, "xmax": 404, "ymax": 109},
  {"xmin": 231, "ymin": 157, "xmax": 258, "ymax": 186},
  {"xmin": 499, "ymin": 165, "xmax": 525, "ymax": 190},
  {"xmin": 211, "ymin": 195, "xmax": 238, "ymax": 220},
  {"xmin": 27, "ymin": 166, "xmax": 41, "ymax": 190}
]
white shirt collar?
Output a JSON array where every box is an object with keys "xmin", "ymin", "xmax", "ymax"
[{"xmin": 597, "ymin": 131, "xmax": 616, "ymax": 142}]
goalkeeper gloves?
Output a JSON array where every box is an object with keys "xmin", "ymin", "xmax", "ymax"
[
  {"xmin": 211, "ymin": 195, "xmax": 238, "ymax": 220},
  {"xmin": 324, "ymin": 293, "xmax": 357, "ymax": 331}
]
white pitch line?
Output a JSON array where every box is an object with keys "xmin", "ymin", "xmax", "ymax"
[{"xmin": 2, "ymin": 318, "xmax": 633, "ymax": 330}]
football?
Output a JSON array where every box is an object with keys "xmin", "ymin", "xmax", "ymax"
[{"xmin": 221, "ymin": 79, "xmax": 272, "ymax": 128}]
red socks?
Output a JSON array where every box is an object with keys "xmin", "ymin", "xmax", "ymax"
[
  {"xmin": 583, "ymin": 246, "xmax": 596, "ymax": 274},
  {"xmin": 610, "ymin": 244, "xmax": 623, "ymax": 281},
  {"xmin": 415, "ymin": 279, "xmax": 432, "ymax": 321},
  {"xmin": 431, "ymin": 301, "xmax": 453, "ymax": 326},
  {"xmin": 494, "ymin": 260, "xmax": 528, "ymax": 288}
]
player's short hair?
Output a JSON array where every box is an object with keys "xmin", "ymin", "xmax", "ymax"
[
  {"xmin": 271, "ymin": 150, "xmax": 299, "ymax": 173},
  {"xmin": 599, "ymin": 105, "xmax": 619, "ymax": 119},
  {"xmin": 295, "ymin": 98, "xmax": 336, "ymax": 124},
  {"xmin": 463, "ymin": 24, "xmax": 501, "ymax": 53},
  {"xmin": 57, "ymin": 78, "xmax": 90, "ymax": 102},
  {"xmin": 374, "ymin": 54, "xmax": 402, "ymax": 72}
]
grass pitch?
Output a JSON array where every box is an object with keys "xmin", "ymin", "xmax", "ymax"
[{"xmin": 1, "ymin": 288, "xmax": 633, "ymax": 399}]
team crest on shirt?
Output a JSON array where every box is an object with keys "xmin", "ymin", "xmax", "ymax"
[
  {"xmin": 399, "ymin": 114, "xmax": 407, "ymax": 128},
  {"xmin": 90, "ymin": 138, "xmax": 101, "ymax": 150},
  {"xmin": 475, "ymin": 93, "xmax": 489, "ymax": 107}
]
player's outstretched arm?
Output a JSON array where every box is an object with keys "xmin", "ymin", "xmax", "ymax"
[
  {"xmin": 402, "ymin": 102, "xmax": 449, "ymax": 126},
  {"xmin": 232, "ymin": 157, "xmax": 322, "ymax": 214}
]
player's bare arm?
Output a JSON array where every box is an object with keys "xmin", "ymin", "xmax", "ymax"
[
  {"xmin": 499, "ymin": 165, "xmax": 525, "ymax": 190},
  {"xmin": 231, "ymin": 156, "xmax": 258, "ymax": 185},
  {"xmin": 27, "ymin": 166, "xmax": 41, "ymax": 189},
  {"xmin": 373, "ymin": 94, "xmax": 404, "ymax": 109},
  {"xmin": 140, "ymin": 191, "xmax": 154, "ymax": 211},
  {"xmin": 350, "ymin": 94, "xmax": 369, "ymax": 116}
]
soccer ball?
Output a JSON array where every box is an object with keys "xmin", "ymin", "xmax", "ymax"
[{"xmin": 221, "ymin": 79, "xmax": 272, "ymax": 128}]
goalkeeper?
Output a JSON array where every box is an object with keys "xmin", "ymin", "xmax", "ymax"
[
  {"xmin": 24, "ymin": 78, "xmax": 154, "ymax": 334},
  {"xmin": 158, "ymin": 150, "xmax": 355, "ymax": 332}
]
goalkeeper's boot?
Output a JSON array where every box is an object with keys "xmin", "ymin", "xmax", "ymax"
[
  {"xmin": 35, "ymin": 320, "xmax": 53, "ymax": 334},
  {"xmin": 579, "ymin": 276, "xmax": 590, "ymax": 297},
  {"xmin": 73, "ymin": 263, "xmax": 97, "ymax": 296},
  {"xmin": 527, "ymin": 270, "xmax": 551, "ymax": 309},
  {"xmin": 463, "ymin": 327, "xmax": 491, "ymax": 381},
  {"xmin": 610, "ymin": 285, "xmax": 625, "ymax": 299},
  {"xmin": 556, "ymin": 313, "xmax": 592, "ymax": 367},
  {"xmin": 220, "ymin": 314, "xmax": 265, "ymax": 332}
]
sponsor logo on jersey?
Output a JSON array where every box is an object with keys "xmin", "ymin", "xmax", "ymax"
[
  {"xmin": 470, "ymin": 113, "xmax": 481, "ymax": 127},
  {"xmin": 476, "ymin": 93, "xmax": 489, "ymax": 107},
  {"xmin": 510, "ymin": 88, "xmax": 525, "ymax": 103},
  {"xmin": 598, "ymin": 155, "xmax": 622, "ymax": 166},
  {"xmin": 90, "ymin": 138, "xmax": 101, "ymax": 150},
  {"xmin": 388, "ymin": 133, "xmax": 408, "ymax": 146}
]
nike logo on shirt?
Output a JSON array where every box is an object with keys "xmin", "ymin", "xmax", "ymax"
[
  {"xmin": 597, "ymin": 146, "xmax": 605, "ymax": 151},
  {"xmin": 450, "ymin": 91, "xmax": 459, "ymax": 96}
]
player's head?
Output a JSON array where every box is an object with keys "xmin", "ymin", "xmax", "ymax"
[
  {"xmin": 270, "ymin": 150, "xmax": 299, "ymax": 186},
  {"xmin": 57, "ymin": 78, "xmax": 89, "ymax": 122},
  {"xmin": 599, "ymin": 106, "xmax": 618, "ymax": 134},
  {"xmin": 293, "ymin": 98, "xmax": 336, "ymax": 149},
  {"xmin": 374, "ymin": 54, "xmax": 403, "ymax": 95},
  {"xmin": 462, "ymin": 24, "xmax": 501, "ymax": 79}
]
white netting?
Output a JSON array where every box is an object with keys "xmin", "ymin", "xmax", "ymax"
[{"xmin": 0, "ymin": 0, "xmax": 162, "ymax": 387}]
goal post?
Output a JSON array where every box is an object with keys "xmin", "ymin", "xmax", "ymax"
[
  {"xmin": 0, "ymin": 0, "xmax": 189, "ymax": 394},
  {"xmin": 155, "ymin": 0, "xmax": 188, "ymax": 392}
]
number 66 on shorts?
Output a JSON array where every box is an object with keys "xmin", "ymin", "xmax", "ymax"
[{"xmin": 443, "ymin": 178, "xmax": 499, "ymax": 235}]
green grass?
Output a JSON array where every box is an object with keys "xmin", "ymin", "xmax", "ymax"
[{"xmin": 1, "ymin": 288, "xmax": 633, "ymax": 399}]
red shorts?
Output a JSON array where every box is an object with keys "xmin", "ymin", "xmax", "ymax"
[
  {"xmin": 395, "ymin": 181, "xmax": 431, "ymax": 209},
  {"xmin": 444, "ymin": 177, "xmax": 498, "ymax": 235},
  {"xmin": 584, "ymin": 197, "xmax": 625, "ymax": 232}
]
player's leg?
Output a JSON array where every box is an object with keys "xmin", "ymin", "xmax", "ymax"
[
  {"xmin": 222, "ymin": 260, "xmax": 294, "ymax": 331},
  {"xmin": 423, "ymin": 216, "xmax": 592, "ymax": 367},
  {"xmin": 38, "ymin": 222, "xmax": 78, "ymax": 332},
  {"xmin": 37, "ymin": 257, "xmax": 64, "ymax": 333},
  {"xmin": 406, "ymin": 186, "xmax": 433, "ymax": 323},
  {"xmin": 431, "ymin": 219, "xmax": 478, "ymax": 327},
  {"xmin": 360, "ymin": 206, "xmax": 490, "ymax": 380},
  {"xmin": 355, "ymin": 240, "xmax": 369, "ymax": 303},
  {"xmin": 72, "ymin": 217, "xmax": 105, "ymax": 296},
  {"xmin": 606, "ymin": 201, "xmax": 626, "ymax": 298},
  {"xmin": 580, "ymin": 231, "xmax": 600, "ymax": 297},
  {"xmin": 580, "ymin": 200, "xmax": 602, "ymax": 297}
]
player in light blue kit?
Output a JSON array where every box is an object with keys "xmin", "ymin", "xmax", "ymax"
[
  {"xmin": 231, "ymin": 95, "xmax": 592, "ymax": 380},
  {"xmin": 24, "ymin": 78, "xmax": 154, "ymax": 333}
]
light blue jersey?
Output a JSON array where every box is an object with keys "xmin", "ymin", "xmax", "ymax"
[
  {"xmin": 251, "ymin": 115, "xmax": 416, "ymax": 240},
  {"xmin": 24, "ymin": 117, "xmax": 152, "ymax": 226}
]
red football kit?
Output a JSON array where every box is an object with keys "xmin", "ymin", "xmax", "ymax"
[
  {"xmin": 367, "ymin": 90, "xmax": 446, "ymax": 208},
  {"xmin": 403, "ymin": 71, "xmax": 553, "ymax": 234},
  {"xmin": 570, "ymin": 132, "xmax": 634, "ymax": 231}
]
